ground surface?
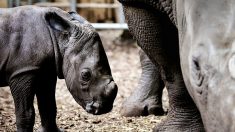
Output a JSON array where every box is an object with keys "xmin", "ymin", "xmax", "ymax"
[{"xmin": 0, "ymin": 30, "xmax": 168, "ymax": 132}]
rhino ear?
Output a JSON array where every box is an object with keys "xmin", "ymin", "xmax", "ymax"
[{"xmin": 45, "ymin": 12, "xmax": 71, "ymax": 33}]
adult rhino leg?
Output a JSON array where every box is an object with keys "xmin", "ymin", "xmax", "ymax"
[
  {"xmin": 122, "ymin": 5, "xmax": 204, "ymax": 131},
  {"xmin": 121, "ymin": 49, "xmax": 165, "ymax": 116}
]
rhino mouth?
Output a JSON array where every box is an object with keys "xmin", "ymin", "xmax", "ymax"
[
  {"xmin": 85, "ymin": 100, "xmax": 114, "ymax": 115},
  {"xmin": 85, "ymin": 100, "xmax": 101, "ymax": 114},
  {"xmin": 85, "ymin": 81, "xmax": 117, "ymax": 115}
]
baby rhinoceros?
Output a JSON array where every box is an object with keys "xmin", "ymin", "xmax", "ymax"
[{"xmin": 0, "ymin": 6, "xmax": 118, "ymax": 132}]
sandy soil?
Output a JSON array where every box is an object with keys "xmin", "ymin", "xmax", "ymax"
[{"xmin": 0, "ymin": 30, "xmax": 168, "ymax": 132}]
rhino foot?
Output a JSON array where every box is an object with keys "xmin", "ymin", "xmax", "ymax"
[
  {"xmin": 153, "ymin": 108, "xmax": 205, "ymax": 132},
  {"xmin": 121, "ymin": 49, "xmax": 165, "ymax": 117},
  {"xmin": 121, "ymin": 98, "xmax": 165, "ymax": 117}
]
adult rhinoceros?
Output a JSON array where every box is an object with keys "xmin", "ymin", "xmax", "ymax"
[
  {"xmin": 119, "ymin": 0, "xmax": 235, "ymax": 131},
  {"xmin": 0, "ymin": 6, "xmax": 117, "ymax": 131}
]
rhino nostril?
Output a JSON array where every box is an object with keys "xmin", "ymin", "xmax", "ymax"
[
  {"xmin": 93, "ymin": 102, "xmax": 99, "ymax": 108},
  {"xmin": 85, "ymin": 101, "xmax": 100, "ymax": 114},
  {"xmin": 85, "ymin": 105, "xmax": 92, "ymax": 113},
  {"xmin": 85, "ymin": 101, "xmax": 94, "ymax": 113}
]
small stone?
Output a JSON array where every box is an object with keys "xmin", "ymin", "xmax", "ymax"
[
  {"xmin": 127, "ymin": 119, "xmax": 133, "ymax": 123},
  {"xmin": 92, "ymin": 120, "xmax": 101, "ymax": 124}
]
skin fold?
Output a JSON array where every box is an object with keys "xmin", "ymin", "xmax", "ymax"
[
  {"xmin": 177, "ymin": 0, "xmax": 235, "ymax": 131},
  {"xmin": 0, "ymin": 6, "xmax": 117, "ymax": 132}
]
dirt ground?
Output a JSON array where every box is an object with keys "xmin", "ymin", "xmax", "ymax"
[{"xmin": 0, "ymin": 30, "xmax": 168, "ymax": 132}]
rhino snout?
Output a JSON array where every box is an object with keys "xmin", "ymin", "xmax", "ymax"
[{"xmin": 85, "ymin": 79, "xmax": 118, "ymax": 115}]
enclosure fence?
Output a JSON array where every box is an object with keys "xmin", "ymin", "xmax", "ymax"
[{"xmin": 7, "ymin": 0, "xmax": 128, "ymax": 29}]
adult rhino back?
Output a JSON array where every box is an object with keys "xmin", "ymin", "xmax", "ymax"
[{"xmin": 0, "ymin": 6, "xmax": 117, "ymax": 131}]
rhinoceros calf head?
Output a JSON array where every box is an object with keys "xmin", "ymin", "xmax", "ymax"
[{"xmin": 45, "ymin": 10, "xmax": 117, "ymax": 115}]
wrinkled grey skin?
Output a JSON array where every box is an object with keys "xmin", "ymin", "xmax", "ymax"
[
  {"xmin": 0, "ymin": 6, "xmax": 117, "ymax": 132},
  {"xmin": 120, "ymin": 0, "xmax": 235, "ymax": 131},
  {"xmin": 121, "ymin": 49, "xmax": 165, "ymax": 116},
  {"xmin": 177, "ymin": 0, "xmax": 235, "ymax": 131}
]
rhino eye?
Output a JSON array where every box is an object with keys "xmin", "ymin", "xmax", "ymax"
[{"xmin": 81, "ymin": 69, "xmax": 91, "ymax": 82}]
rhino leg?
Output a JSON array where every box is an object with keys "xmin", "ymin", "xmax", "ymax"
[
  {"xmin": 122, "ymin": 5, "xmax": 204, "ymax": 131},
  {"xmin": 121, "ymin": 49, "xmax": 165, "ymax": 116},
  {"xmin": 9, "ymin": 74, "xmax": 36, "ymax": 132},
  {"xmin": 35, "ymin": 71, "xmax": 61, "ymax": 132}
]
